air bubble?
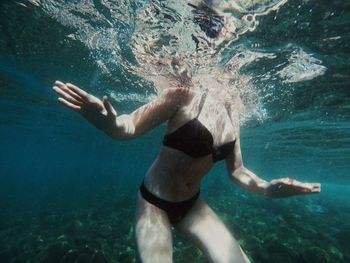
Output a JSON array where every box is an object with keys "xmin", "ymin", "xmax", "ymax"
[{"xmin": 246, "ymin": 14, "xmax": 254, "ymax": 22}]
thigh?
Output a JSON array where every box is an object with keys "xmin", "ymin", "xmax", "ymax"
[
  {"xmin": 175, "ymin": 198, "xmax": 251, "ymax": 263},
  {"xmin": 135, "ymin": 192, "xmax": 173, "ymax": 263}
]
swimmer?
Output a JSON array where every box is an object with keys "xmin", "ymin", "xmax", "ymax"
[{"xmin": 53, "ymin": 78, "xmax": 321, "ymax": 263}]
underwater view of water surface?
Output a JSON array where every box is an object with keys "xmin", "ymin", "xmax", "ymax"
[{"xmin": 1, "ymin": 0, "xmax": 350, "ymax": 262}]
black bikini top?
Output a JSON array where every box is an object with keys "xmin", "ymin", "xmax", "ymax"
[{"xmin": 163, "ymin": 93, "xmax": 236, "ymax": 162}]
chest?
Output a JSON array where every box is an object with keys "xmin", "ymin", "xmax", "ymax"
[{"xmin": 167, "ymin": 95, "xmax": 236, "ymax": 146}]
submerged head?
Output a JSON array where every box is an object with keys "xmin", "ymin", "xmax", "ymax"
[{"xmin": 189, "ymin": 2, "xmax": 225, "ymax": 39}]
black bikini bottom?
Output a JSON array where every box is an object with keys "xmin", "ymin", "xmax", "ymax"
[{"xmin": 139, "ymin": 181, "xmax": 200, "ymax": 224}]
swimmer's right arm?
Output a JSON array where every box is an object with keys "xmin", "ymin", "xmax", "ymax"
[
  {"xmin": 105, "ymin": 87, "xmax": 193, "ymax": 140},
  {"xmin": 53, "ymin": 81, "xmax": 193, "ymax": 140}
]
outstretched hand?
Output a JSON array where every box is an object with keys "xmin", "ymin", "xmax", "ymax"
[
  {"xmin": 53, "ymin": 81, "xmax": 117, "ymax": 131},
  {"xmin": 265, "ymin": 178, "xmax": 321, "ymax": 198}
]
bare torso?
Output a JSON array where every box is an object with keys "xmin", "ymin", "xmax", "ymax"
[{"xmin": 144, "ymin": 90, "xmax": 237, "ymax": 201}]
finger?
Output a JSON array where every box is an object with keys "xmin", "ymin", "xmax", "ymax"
[
  {"xmin": 57, "ymin": 83, "xmax": 84, "ymax": 102},
  {"xmin": 304, "ymin": 182, "xmax": 320, "ymax": 190},
  {"xmin": 299, "ymin": 184, "xmax": 315, "ymax": 192},
  {"xmin": 54, "ymin": 80, "xmax": 66, "ymax": 88},
  {"xmin": 299, "ymin": 183, "xmax": 321, "ymax": 194},
  {"xmin": 300, "ymin": 187, "xmax": 312, "ymax": 193},
  {"xmin": 103, "ymin": 96, "xmax": 117, "ymax": 116},
  {"xmin": 53, "ymin": 86, "xmax": 83, "ymax": 106},
  {"xmin": 292, "ymin": 180, "xmax": 309, "ymax": 188},
  {"xmin": 58, "ymin": 97, "xmax": 81, "ymax": 112},
  {"xmin": 66, "ymin": 83, "xmax": 90, "ymax": 101},
  {"xmin": 54, "ymin": 81, "xmax": 84, "ymax": 102},
  {"xmin": 302, "ymin": 188, "xmax": 320, "ymax": 195},
  {"xmin": 311, "ymin": 183, "xmax": 321, "ymax": 192}
]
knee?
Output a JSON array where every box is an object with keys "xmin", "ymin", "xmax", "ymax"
[
  {"xmin": 134, "ymin": 220, "xmax": 173, "ymax": 263},
  {"xmin": 206, "ymin": 234, "xmax": 248, "ymax": 263},
  {"xmin": 135, "ymin": 231, "xmax": 173, "ymax": 263}
]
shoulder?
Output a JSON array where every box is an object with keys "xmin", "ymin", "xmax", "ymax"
[{"xmin": 160, "ymin": 87, "xmax": 196, "ymax": 108}]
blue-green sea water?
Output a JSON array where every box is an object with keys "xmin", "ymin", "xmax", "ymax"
[{"xmin": 1, "ymin": 0, "xmax": 350, "ymax": 262}]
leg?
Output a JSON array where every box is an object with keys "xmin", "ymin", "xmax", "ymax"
[
  {"xmin": 175, "ymin": 198, "xmax": 251, "ymax": 263},
  {"xmin": 135, "ymin": 192, "xmax": 173, "ymax": 263}
]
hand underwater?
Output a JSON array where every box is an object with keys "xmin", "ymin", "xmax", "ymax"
[
  {"xmin": 53, "ymin": 81, "xmax": 118, "ymax": 131},
  {"xmin": 265, "ymin": 178, "xmax": 321, "ymax": 198}
]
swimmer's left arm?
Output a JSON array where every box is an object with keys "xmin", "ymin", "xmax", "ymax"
[
  {"xmin": 226, "ymin": 130, "xmax": 321, "ymax": 198},
  {"xmin": 225, "ymin": 135, "xmax": 269, "ymax": 196}
]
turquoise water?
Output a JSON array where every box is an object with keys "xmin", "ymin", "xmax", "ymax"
[{"xmin": 1, "ymin": 0, "xmax": 350, "ymax": 262}]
